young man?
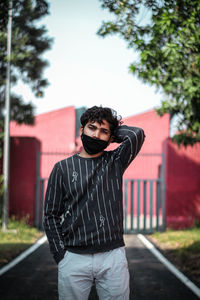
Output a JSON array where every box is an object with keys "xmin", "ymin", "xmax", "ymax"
[{"xmin": 44, "ymin": 106, "xmax": 145, "ymax": 300}]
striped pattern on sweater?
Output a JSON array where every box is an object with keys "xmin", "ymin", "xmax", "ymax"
[{"xmin": 44, "ymin": 125, "xmax": 145, "ymax": 263}]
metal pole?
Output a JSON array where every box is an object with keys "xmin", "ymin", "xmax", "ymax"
[
  {"xmin": 35, "ymin": 151, "xmax": 41, "ymax": 229},
  {"xmin": 2, "ymin": 0, "xmax": 13, "ymax": 231},
  {"xmin": 161, "ymin": 153, "xmax": 166, "ymax": 231}
]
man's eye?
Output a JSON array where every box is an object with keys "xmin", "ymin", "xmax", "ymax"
[{"xmin": 102, "ymin": 130, "xmax": 109, "ymax": 134}]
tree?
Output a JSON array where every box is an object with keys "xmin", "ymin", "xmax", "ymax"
[
  {"xmin": 0, "ymin": 0, "xmax": 53, "ymax": 126},
  {"xmin": 98, "ymin": 0, "xmax": 200, "ymax": 146}
]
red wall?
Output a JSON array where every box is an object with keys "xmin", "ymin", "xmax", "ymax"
[
  {"xmin": 109, "ymin": 109, "xmax": 170, "ymax": 179},
  {"xmin": 164, "ymin": 138, "xmax": 200, "ymax": 229},
  {"xmin": 123, "ymin": 109, "xmax": 170, "ymax": 154},
  {"xmin": 9, "ymin": 137, "xmax": 41, "ymax": 224},
  {"xmin": 10, "ymin": 106, "xmax": 76, "ymax": 179},
  {"xmin": 10, "ymin": 106, "xmax": 76, "ymax": 153},
  {"xmin": 9, "ymin": 107, "xmax": 76, "ymax": 225}
]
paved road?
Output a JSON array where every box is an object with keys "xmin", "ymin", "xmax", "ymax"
[{"xmin": 0, "ymin": 234, "xmax": 199, "ymax": 300}]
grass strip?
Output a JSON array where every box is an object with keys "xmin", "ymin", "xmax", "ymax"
[
  {"xmin": 0, "ymin": 217, "xmax": 43, "ymax": 268},
  {"xmin": 148, "ymin": 227, "xmax": 200, "ymax": 287}
]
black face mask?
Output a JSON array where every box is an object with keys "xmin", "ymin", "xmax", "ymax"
[{"xmin": 81, "ymin": 133, "xmax": 109, "ymax": 155}]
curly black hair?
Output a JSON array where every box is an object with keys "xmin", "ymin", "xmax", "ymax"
[{"xmin": 80, "ymin": 106, "xmax": 122, "ymax": 135}]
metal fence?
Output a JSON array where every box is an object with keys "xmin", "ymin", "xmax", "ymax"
[{"xmin": 123, "ymin": 178, "xmax": 165, "ymax": 233}]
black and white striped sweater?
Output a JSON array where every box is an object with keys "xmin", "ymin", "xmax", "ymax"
[{"xmin": 44, "ymin": 125, "xmax": 145, "ymax": 264}]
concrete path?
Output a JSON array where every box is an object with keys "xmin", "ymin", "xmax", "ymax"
[{"xmin": 0, "ymin": 234, "xmax": 199, "ymax": 300}]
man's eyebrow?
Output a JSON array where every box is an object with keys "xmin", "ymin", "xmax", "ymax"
[{"xmin": 88, "ymin": 123, "xmax": 110, "ymax": 133}]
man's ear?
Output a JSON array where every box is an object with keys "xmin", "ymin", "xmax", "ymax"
[{"xmin": 80, "ymin": 126, "xmax": 83, "ymax": 135}]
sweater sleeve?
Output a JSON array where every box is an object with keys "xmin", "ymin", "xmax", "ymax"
[
  {"xmin": 43, "ymin": 163, "xmax": 66, "ymax": 264},
  {"xmin": 114, "ymin": 125, "xmax": 145, "ymax": 172}
]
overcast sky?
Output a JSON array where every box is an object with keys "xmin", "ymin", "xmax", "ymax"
[{"xmin": 13, "ymin": 0, "xmax": 163, "ymax": 119}]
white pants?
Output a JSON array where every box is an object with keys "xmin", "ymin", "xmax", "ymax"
[{"xmin": 58, "ymin": 247, "xmax": 130, "ymax": 300}]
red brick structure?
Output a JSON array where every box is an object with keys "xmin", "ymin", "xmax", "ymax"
[{"xmin": 9, "ymin": 106, "xmax": 200, "ymax": 229}]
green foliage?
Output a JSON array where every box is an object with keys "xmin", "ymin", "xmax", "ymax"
[
  {"xmin": 0, "ymin": 0, "xmax": 53, "ymax": 126},
  {"xmin": 98, "ymin": 0, "xmax": 200, "ymax": 146}
]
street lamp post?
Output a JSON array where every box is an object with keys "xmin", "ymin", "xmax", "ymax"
[{"xmin": 2, "ymin": 0, "xmax": 13, "ymax": 231}]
